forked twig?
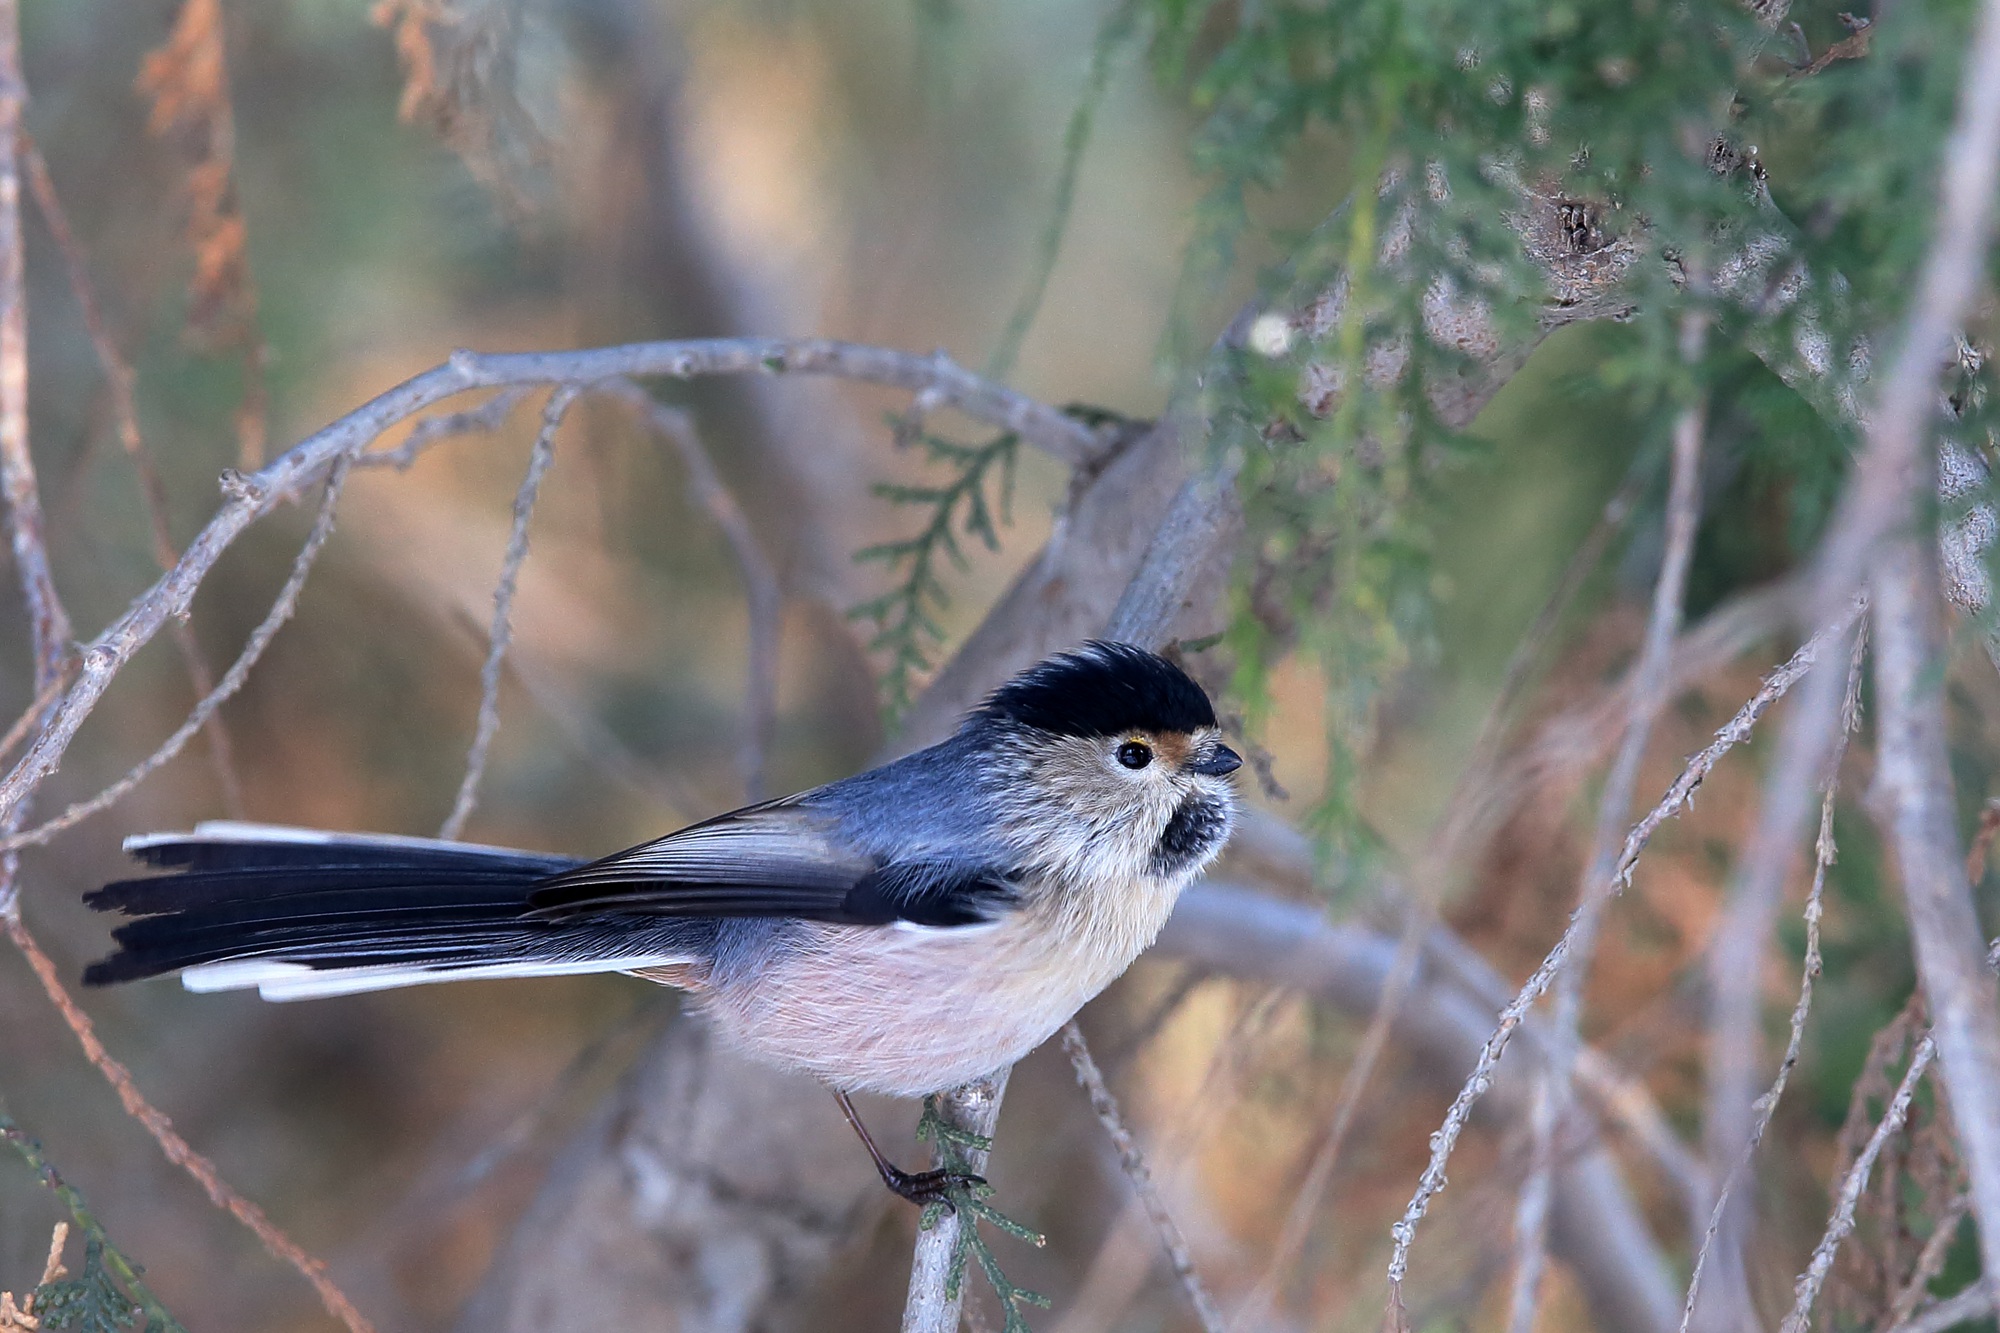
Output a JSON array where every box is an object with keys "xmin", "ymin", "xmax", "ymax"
[
  {"xmin": 1676, "ymin": 627, "xmax": 1867, "ymax": 1329},
  {"xmin": 1384, "ymin": 598, "xmax": 1865, "ymax": 1298},
  {"xmin": 0, "ymin": 335, "xmax": 1099, "ymax": 840},
  {"xmin": 1777, "ymin": 1033, "xmax": 1937, "ymax": 1333},
  {"xmin": 358, "ymin": 385, "xmax": 532, "ymax": 472}
]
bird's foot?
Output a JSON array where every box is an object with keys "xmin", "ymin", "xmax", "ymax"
[{"xmin": 879, "ymin": 1163, "xmax": 987, "ymax": 1212}]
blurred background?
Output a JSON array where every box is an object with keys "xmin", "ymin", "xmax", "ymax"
[{"xmin": 0, "ymin": 1, "xmax": 1987, "ymax": 1330}]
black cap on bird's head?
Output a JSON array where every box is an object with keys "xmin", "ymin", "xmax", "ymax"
[{"xmin": 973, "ymin": 641, "xmax": 1218, "ymax": 740}]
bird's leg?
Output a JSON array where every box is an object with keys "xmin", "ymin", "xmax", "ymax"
[{"xmin": 832, "ymin": 1089, "xmax": 985, "ymax": 1209}]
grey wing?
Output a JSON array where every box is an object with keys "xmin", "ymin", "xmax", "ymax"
[{"xmin": 526, "ymin": 798, "xmax": 1020, "ymax": 927}]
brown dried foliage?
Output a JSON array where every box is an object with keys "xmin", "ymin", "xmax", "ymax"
[
  {"xmin": 136, "ymin": 0, "xmax": 266, "ymax": 467},
  {"xmin": 371, "ymin": 0, "xmax": 542, "ymax": 217},
  {"xmin": 0, "ymin": 1223, "xmax": 66, "ymax": 1331},
  {"xmin": 1823, "ymin": 999, "xmax": 1968, "ymax": 1331}
]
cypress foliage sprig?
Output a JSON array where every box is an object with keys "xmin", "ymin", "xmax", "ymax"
[
  {"xmin": 0, "ymin": 1104, "xmax": 186, "ymax": 1333},
  {"xmin": 914, "ymin": 1096, "xmax": 1048, "ymax": 1333},
  {"xmin": 851, "ymin": 426, "xmax": 1019, "ymax": 718}
]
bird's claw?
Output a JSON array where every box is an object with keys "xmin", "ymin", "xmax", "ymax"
[{"xmin": 883, "ymin": 1165, "xmax": 986, "ymax": 1211}]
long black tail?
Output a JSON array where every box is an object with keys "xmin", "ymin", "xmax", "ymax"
[{"xmin": 84, "ymin": 823, "xmax": 709, "ymax": 1000}]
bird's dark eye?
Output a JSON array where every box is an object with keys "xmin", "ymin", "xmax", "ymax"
[{"xmin": 1116, "ymin": 740, "xmax": 1153, "ymax": 770}]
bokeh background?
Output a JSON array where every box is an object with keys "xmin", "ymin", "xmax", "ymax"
[{"xmin": 0, "ymin": 2, "xmax": 1987, "ymax": 1330}]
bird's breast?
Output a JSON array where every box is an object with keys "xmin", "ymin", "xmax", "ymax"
[{"xmin": 694, "ymin": 871, "xmax": 1185, "ymax": 1097}]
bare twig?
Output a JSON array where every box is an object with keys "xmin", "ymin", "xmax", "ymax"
[
  {"xmin": 596, "ymin": 377, "xmax": 781, "ymax": 802},
  {"xmin": 1778, "ymin": 1033, "xmax": 1937, "ymax": 1333},
  {"xmin": 439, "ymin": 386, "xmax": 576, "ymax": 840},
  {"xmin": 1512, "ymin": 309, "xmax": 1709, "ymax": 1333},
  {"xmin": 23, "ymin": 129, "xmax": 246, "ymax": 818},
  {"xmin": 0, "ymin": 461, "xmax": 351, "ymax": 852},
  {"xmin": 0, "ymin": 664, "xmax": 69, "ymax": 768},
  {"xmin": 1871, "ymin": 532, "xmax": 2000, "ymax": 1304},
  {"xmin": 1884, "ymin": 1189, "xmax": 1972, "ymax": 1328},
  {"xmin": 1677, "ymin": 628, "xmax": 1866, "ymax": 1330},
  {"xmin": 0, "ymin": 0, "xmax": 66, "ymax": 691},
  {"xmin": 1, "ymin": 912, "xmax": 374, "ymax": 1331},
  {"xmin": 357, "ymin": 385, "xmax": 532, "ymax": 472},
  {"xmin": 1699, "ymin": 631, "xmax": 1862, "ymax": 1323},
  {"xmin": 1058, "ymin": 1022, "xmax": 1224, "ymax": 1333},
  {"xmin": 1385, "ymin": 599, "xmax": 1863, "ymax": 1300},
  {"xmin": 1880, "ymin": 1282, "xmax": 1995, "ymax": 1333}
]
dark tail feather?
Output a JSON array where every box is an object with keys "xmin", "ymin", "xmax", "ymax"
[{"xmin": 84, "ymin": 823, "xmax": 710, "ymax": 998}]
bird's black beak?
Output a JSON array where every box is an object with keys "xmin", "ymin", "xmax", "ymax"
[{"xmin": 1190, "ymin": 744, "xmax": 1242, "ymax": 777}]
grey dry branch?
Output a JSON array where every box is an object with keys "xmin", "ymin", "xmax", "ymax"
[
  {"xmin": 1384, "ymin": 598, "xmax": 1865, "ymax": 1300},
  {"xmin": 439, "ymin": 385, "xmax": 576, "ymax": 840},
  {"xmin": 1057, "ymin": 1022, "xmax": 1223, "ymax": 1333},
  {"xmin": 0, "ymin": 335, "xmax": 1092, "ymax": 844},
  {"xmin": 0, "ymin": 460, "xmax": 352, "ymax": 852},
  {"xmin": 1804, "ymin": 0, "xmax": 2000, "ymax": 1296},
  {"xmin": 1870, "ymin": 531, "xmax": 2000, "ymax": 1306},
  {"xmin": 1509, "ymin": 308, "xmax": 1709, "ymax": 1333},
  {"xmin": 1677, "ymin": 628, "xmax": 1867, "ymax": 1332}
]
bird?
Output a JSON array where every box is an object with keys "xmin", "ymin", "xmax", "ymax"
[{"xmin": 82, "ymin": 640, "xmax": 1242, "ymax": 1205}]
